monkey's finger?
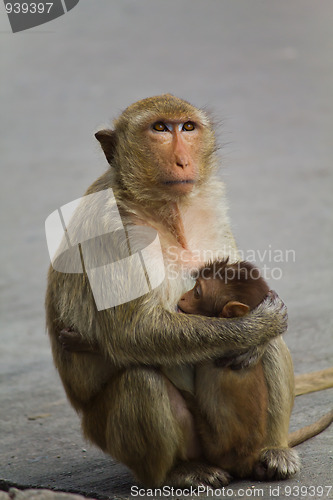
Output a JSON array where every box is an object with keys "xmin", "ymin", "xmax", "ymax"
[
  {"xmin": 229, "ymin": 346, "xmax": 263, "ymax": 370},
  {"xmin": 268, "ymin": 290, "xmax": 288, "ymax": 313},
  {"xmin": 58, "ymin": 337, "xmax": 77, "ymax": 351},
  {"xmin": 60, "ymin": 328, "xmax": 77, "ymax": 335},
  {"xmin": 214, "ymin": 355, "xmax": 235, "ymax": 368},
  {"xmin": 266, "ymin": 290, "xmax": 287, "ymax": 314},
  {"xmin": 267, "ymin": 289, "xmax": 278, "ymax": 299},
  {"xmin": 262, "ymin": 292, "xmax": 288, "ymax": 330},
  {"xmin": 214, "ymin": 351, "xmax": 244, "ymax": 368},
  {"xmin": 214, "ymin": 346, "xmax": 260, "ymax": 369},
  {"xmin": 58, "ymin": 331, "xmax": 82, "ymax": 348},
  {"xmin": 59, "ymin": 329, "xmax": 82, "ymax": 343}
]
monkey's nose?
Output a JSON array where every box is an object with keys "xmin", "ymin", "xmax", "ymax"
[{"xmin": 175, "ymin": 157, "xmax": 189, "ymax": 169}]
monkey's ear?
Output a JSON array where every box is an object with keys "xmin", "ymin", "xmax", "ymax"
[
  {"xmin": 219, "ymin": 301, "xmax": 250, "ymax": 318},
  {"xmin": 95, "ymin": 129, "xmax": 117, "ymax": 165}
]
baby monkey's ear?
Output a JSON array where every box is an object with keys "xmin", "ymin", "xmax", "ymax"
[{"xmin": 219, "ymin": 301, "xmax": 250, "ymax": 318}]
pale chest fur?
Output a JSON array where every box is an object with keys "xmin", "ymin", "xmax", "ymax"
[{"xmin": 125, "ymin": 181, "xmax": 239, "ymax": 311}]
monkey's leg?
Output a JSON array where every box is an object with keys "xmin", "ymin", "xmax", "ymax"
[
  {"xmin": 162, "ymin": 377, "xmax": 234, "ymax": 487},
  {"xmin": 193, "ymin": 362, "xmax": 268, "ymax": 480},
  {"xmin": 82, "ymin": 367, "xmax": 230, "ymax": 488},
  {"xmin": 163, "ymin": 380, "xmax": 232, "ymax": 487},
  {"xmin": 82, "ymin": 367, "xmax": 201, "ymax": 487},
  {"xmin": 254, "ymin": 338, "xmax": 300, "ymax": 480}
]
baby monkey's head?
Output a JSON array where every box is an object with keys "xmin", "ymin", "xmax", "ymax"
[{"xmin": 178, "ymin": 259, "xmax": 270, "ymax": 318}]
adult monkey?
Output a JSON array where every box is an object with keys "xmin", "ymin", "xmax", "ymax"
[{"xmin": 46, "ymin": 94, "xmax": 296, "ymax": 487}]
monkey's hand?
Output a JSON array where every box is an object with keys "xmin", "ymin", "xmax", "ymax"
[
  {"xmin": 214, "ymin": 290, "xmax": 287, "ymax": 369},
  {"xmin": 246, "ymin": 289, "xmax": 288, "ymax": 337},
  {"xmin": 58, "ymin": 328, "xmax": 99, "ymax": 354},
  {"xmin": 214, "ymin": 345, "xmax": 264, "ymax": 370}
]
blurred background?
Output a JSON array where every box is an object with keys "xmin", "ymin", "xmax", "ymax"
[{"xmin": 1, "ymin": 1, "xmax": 332, "ymax": 498}]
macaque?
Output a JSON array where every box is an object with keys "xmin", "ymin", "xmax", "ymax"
[
  {"xmin": 178, "ymin": 259, "xmax": 270, "ymax": 480},
  {"xmin": 46, "ymin": 94, "xmax": 298, "ymax": 488}
]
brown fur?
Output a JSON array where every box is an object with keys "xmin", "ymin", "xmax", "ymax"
[
  {"xmin": 180, "ymin": 260, "xmax": 332, "ymax": 476},
  {"xmin": 179, "ymin": 260, "xmax": 269, "ymax": 477},
  {"xmin": 46, "ymin": 94, "xmax": 297, "ymax": 487}
]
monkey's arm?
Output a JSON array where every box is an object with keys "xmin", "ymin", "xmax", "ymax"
[
  {"xmin": 57, "ymin": 289, "xmax": 287, "ymax": 364},
  {"xmin": 91, "ymin": 290, "xmax": 288, "ymax": 367},
  {"xmin": 58, "ymin": 329, "xmax": 264, "ymax": 365}
]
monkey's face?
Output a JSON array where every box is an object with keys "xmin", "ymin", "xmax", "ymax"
[
  {"xmin": 102, "ymin": 95, "xmax": 218, "ymax": 204},
  {"xmin": 177, "ymin": 277, "xmax": 251, "ymax": 319},
  {"xmin": 122, "ymin": 115, "xmax": 215, "ymax": 203},
  {"xmin": 143, "ymin": 120, "xmax": 203, "ymax": 195},
  {"xmin": 177, "ymin": 277, "xmax": 223, "ymax": 317}
]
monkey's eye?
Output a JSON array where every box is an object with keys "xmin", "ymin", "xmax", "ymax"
[
  {"xmin": 194, "ymin": 283, "xmax": 202, "ymax": 299},
  {"xmin": 182, "ymin": 121, "xmax": 195, "ymax": 131},
  {"xmin": 152, "ymin": 122, "xmax": 168, "ymax": 132}
]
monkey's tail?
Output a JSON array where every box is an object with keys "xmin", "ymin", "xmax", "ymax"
[
  {"xmin": 288, "ymin": 410, "xmax": 333, "ymax": 447},
  {"xmin": 295, "ymin": 367, "xmax": 333, "ymax": 396}
]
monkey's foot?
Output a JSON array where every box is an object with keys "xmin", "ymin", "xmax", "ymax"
[
  {"xmin": 253, "ymin": 447, "xmax": 300, "ymax": 480},
  {"xmin": 166, "ymin": 461, "xmax": 232, "ymax": 488}
]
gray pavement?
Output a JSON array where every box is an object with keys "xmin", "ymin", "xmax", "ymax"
[{"xmin": 1, "ymin": 1, "xmax": 332, "ymax": 499}]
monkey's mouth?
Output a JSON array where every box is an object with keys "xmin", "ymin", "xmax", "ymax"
[
  {"xmin": 176, "ymin": 305, "xmax": 187, "ymax": 314},
  {"xmin": 164, "ymin": 180, "xmax": 195, "ymax": 185}
]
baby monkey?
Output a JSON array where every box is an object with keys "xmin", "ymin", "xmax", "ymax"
[
  {"xmin": 179, "ymin": 259, "xmax": 268, "ymax": 319},
  {"xmin": 179, "ymin": 258, "xmax": 269, "ymax": 368},
  {"xmin": 182, "ymin": 258, "xmax": 272, "ymax": 479}
]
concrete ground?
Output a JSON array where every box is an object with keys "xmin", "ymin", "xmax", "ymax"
[{"xmin": 1, "ymin": 1, "xmax": 332, "ymax": 499}]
